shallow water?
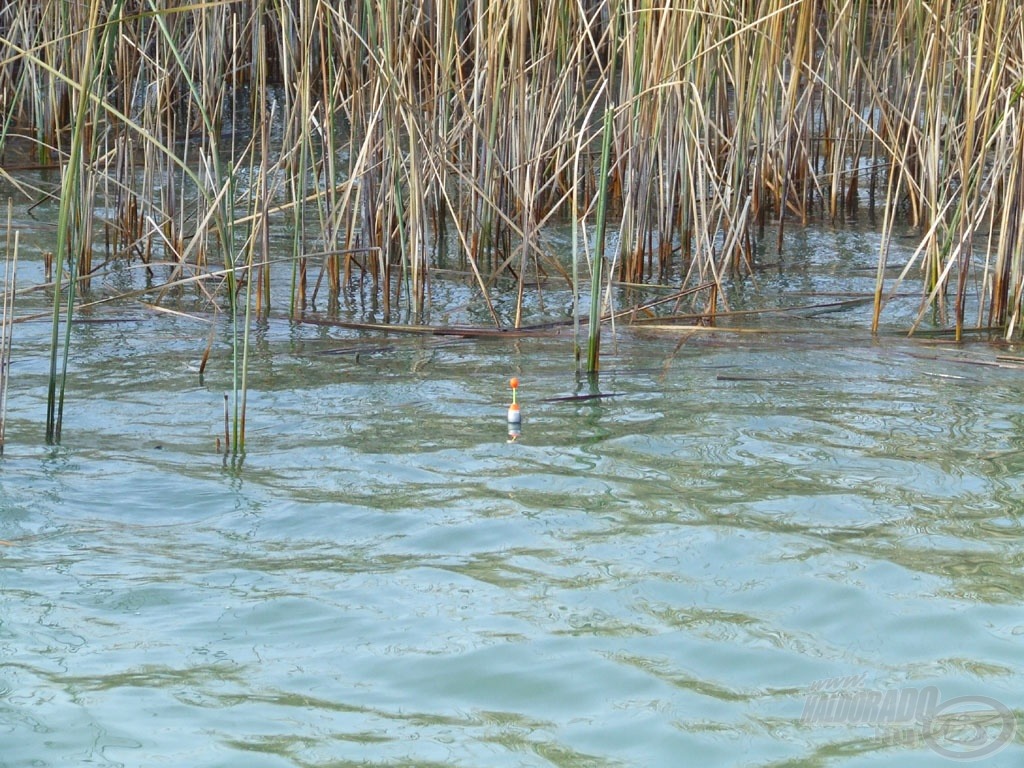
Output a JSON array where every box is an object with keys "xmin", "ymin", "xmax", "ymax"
[{"xmin": 1, "ymin": 203, "xmax": 1022, "ymax": 766}]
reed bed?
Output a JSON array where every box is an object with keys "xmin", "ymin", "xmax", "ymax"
[{"xmin": 2, "ymin": 0, "xmax": 1024, "ymax": 437}]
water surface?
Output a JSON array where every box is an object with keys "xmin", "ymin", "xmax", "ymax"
[
  {"xmin": 0, "ymin": 209, "xmax": 1021, "ymax": 766},
  {"xmin": 2, "ymin": 305, "xmax": 1023, "ymax": 766}
]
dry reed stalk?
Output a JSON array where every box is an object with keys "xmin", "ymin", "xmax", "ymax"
[{"xmin": 869, "ymin": 1, "xmax": 1024, "ymax": 338}]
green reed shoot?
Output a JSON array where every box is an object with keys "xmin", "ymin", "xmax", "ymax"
[
  {"xmin": 1, "ymin": 203, "xmax": 17, "ymax": 455},
  {"xmin": 588, "ymin": 105, "xmax": 615, "ymax": 375},
  {"xmin": 45, "ymin": 0, "xmax": 122, "ymax": 444}
]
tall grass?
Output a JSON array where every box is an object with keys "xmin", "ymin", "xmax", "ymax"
[
  {"xmin": 2, "ymin": 1, "xmax": 1024, "ymax": 439},
  {"xmin": 43, "ymin": 0, "xmax": 118, "ymax": 443}
]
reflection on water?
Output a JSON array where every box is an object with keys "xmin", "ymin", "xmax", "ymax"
[{"xmin": 2, "ymin": 313, "xmax": 1023, "ymax": 767}]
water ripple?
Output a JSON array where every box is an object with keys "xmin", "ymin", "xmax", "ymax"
[{"xmin": 2, "ymin": 331, "xmax": 1023, "ymax": 766}]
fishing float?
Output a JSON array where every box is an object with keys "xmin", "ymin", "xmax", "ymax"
[
  {"xmin": 507, "ymin": 377, "xmax": 521, "ymax": 424},
  {"xmin": 507, "ymin": 377, "xmax": 522, "ymax": 441}
]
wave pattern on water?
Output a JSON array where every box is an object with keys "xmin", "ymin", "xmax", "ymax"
[{"xmin": 2, "ymin": 332, "xmax": 1023, "ymax": 767}]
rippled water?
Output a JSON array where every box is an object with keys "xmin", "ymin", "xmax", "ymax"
[
  {"xmin": 3, "ymin": 312, "xmax": 1023, "ymax": 767},
  {"xmin": 1, "ymin": 216, "xmax": 1023, "ymax": 765}
]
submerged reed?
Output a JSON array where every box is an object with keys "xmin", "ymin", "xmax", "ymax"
[{"xmin": 1, "ymin": 0, "xmax": 1023, "ymax": 440}]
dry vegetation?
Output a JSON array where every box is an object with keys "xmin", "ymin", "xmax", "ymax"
[{"xmin": 1, "ymin": 0, "xmax": 1023, "ymax": 444}]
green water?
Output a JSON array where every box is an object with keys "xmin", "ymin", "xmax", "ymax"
[{"xmin": 1, "ymin": 215, "xmax": 1022, "ymax": 765}]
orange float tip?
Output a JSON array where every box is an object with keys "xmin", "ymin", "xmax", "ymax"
[{"xmin": 510, "ymin": 377, "xmax": 519, "ymax": 389}]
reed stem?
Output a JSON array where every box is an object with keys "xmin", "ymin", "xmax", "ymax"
[
  {"xmin": 587, "ymin": 105, "xmax": 615, "ymax": 375},
  {"xmin": 1, "ymin": 204, "xmax": 17, "ymax": 455}
]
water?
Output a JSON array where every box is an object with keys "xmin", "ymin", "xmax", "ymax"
[{"xmin": 1, "ymin": 219, "xmax": 1023, "ymax": 765}]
